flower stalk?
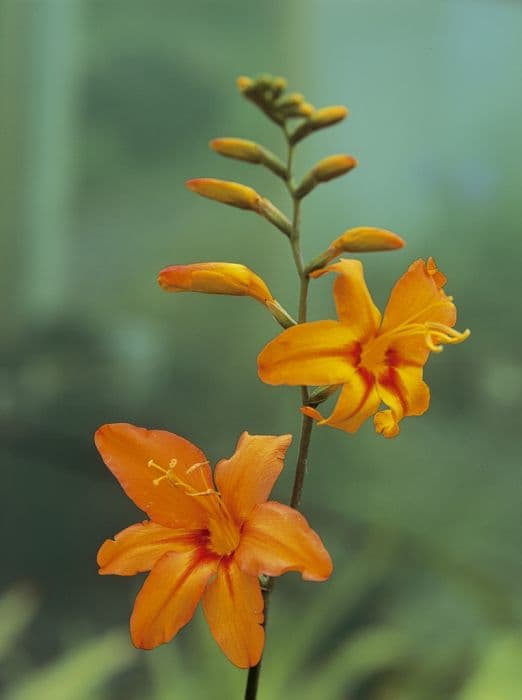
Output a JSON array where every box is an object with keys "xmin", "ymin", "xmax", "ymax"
[{"xmin": 244, "ymin": 119, "xmax": 315, "ymax": 700}]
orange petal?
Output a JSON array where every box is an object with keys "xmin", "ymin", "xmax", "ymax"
[
  {"xmin": 130, "ymin": 549, "xmax": 217, "ymax": 650},
  {"xmin": 375, "ymin": 365, "xmax": 430, "ymax": 437},
  {"xmin": 94, "ymin": 424, "xmax": 213, "ymax": 529},
  {"xmin": 214, "ymin": 432, "xmax": 292, "ymax": 523},
  {"xmin": 236, "ymin": 501, "xmax": 333, "ymax": 582},
  {"xmin": 309, "ymin": 369, "xmax": 381, "ymax": 433},
  {"xmin": 380, "ymin": 258, "xmax": 456, "ymax": 333},
  {"xmin": 202, "ymin": 557, "xmax": 264, "ymax": 668},
  {"xmin": 158, "ymin": 262, "xmax": 273, "ymax": 304},
  {"xmin": 374, "ymin": 410, "xmax": 400, "ymax": 438},
  {"xmin": 312, "ymin": 259, "xmax": 381, "ymax": 341},
  {"xmin": 97, "ymin": 520, "xmax": 203, "ymax": 576},
  {"xmin": 258, "ymin": 320, "xmax": 358, "ymax": 386}
]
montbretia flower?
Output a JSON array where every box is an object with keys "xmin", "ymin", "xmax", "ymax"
[
  {"xmin": 96, "ymin": 424, "xmax": 332, "ymax": 668},
  {"xmin": 258, "ymin": 258, "xmax": 470, "ymax": 438}
]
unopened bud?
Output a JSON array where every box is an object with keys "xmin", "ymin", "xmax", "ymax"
[
  {"xmin": 210, "ymin": 138, "xmax": 263, "ymax": 164},
  {"xmin": 210, "ymin": 138, "xmax": 287, "ymax": 179},
  {"xmin": 330, "ymin": 227, "xmax": 405, "ymax": 253},
  {"xmin": 295, "ymin": 155, "xmax": 357, "ymax": 199},
  {"xmin": 277, "ymin": 93, "xmax": 305, "ymax": 108},
  {"xmin": 186, "ymin": 178, "xmax": 260, "ymax": 211},
  {"xmin": 236, "ymin": 75, "xmax": 255, "ymax": 93},
  {"xmin": 314, "ymin": 154, "xmax": 357, "ymax": 182},
  {"xmin": 271, "ymin": 76, "xmax": 287, "ymax": 98},
  {"xmin": 186, "ymin": 178, "xmax": 291, "ymax": 237},
  {"xmin": 158, "ymin": 262, "xmax": 273, "ymax": 305},
  {"xmin": 297, "ymin": 102, "xmax": 315, "ymax": 117},
  {"xmin": 305, "ymin": 226, "xmax": 405, "ymax": 274},
  {"xmin": 310, "ymin": 105, "xmax": 348, "ymax": 128},
  {"xmin": 290, "ymin": 105, "xmax": 349, "ymax": 145}
]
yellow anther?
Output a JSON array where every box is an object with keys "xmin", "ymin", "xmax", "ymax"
[
  {"xmin": 187, "ymin": 488, "xmax": 220, "ymax": 497},
  {"xmin": 426, "ymin": 335, "xmax": 444, "ymax": 353},
  {"xmin": 148, "ymin": 458, "xmax": 167, "ymax": 475},
  {"xmin": 186, "ymin": 460, "xmax": 209, "ymax": 475}
]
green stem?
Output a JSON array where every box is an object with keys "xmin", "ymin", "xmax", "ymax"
[
  {"xmin": 243, "ymin": 583, "xmax": 272, "ymax": 700},
  {"xmin": 243, "ymin": 126, "xmax": 314, "ymax": 700}
]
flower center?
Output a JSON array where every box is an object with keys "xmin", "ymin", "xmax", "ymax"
[
  {"xmin": 207, "ymin": 514, "xmax": 241, "ymax": 556},
  {"xmin": 147, "ymin": 457, "xmax": 240, "ymax": 556},
  {"xmin": 359, "ymin": 299, "xmax": 470, "ymax": 371}
]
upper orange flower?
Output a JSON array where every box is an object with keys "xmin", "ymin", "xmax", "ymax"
[
  {"xmin": 258, "ymin": 258, "xmax": 470, "ymax": 438},
  {"xmin": 96, "ymin": 424, "xmax": 332, "ymax": 668}
]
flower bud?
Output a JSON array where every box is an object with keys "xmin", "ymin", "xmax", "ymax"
[
  {"xmin": 295, "ymin": 155, "xmax": 357, "ymax": 199},
  {"xmin": 314, "ymin": 155, "xmax": 357, "ymax": 182},
  {"xmin": 305, "ymin": 227, "xmax": 405, "ymax": 274},
  {"xmin": 290, "ymin": 105, "xmax": 349, "ymax": 145},
  {"xmin": 236, "ymin": 75, "xmax": 255, "ymax": 93},
  {"xmin": 277, "ymin": 93, "xmax": 305, "ymax": 108},
  {"xmin": 210, "ymin": 138, "xmax": 287, "ymax": 179},
  {"xmin": 297, "ymin": 102, "xmax": 315, "ymax": 117},
  {"xmin": 310, "ymin": 106, "xmax": 348, "ymax": 128},
  {"xmin": 186, "ymin": 178, "xmax": 260, "ymax": 210},
  {"xmin": 271, "ymin": 76, "xmax": 287, "ymax": 98},
  {"xmin": 210, "ymin": 138, "xmax": 263, "ymax": 164},
  {"xmin": 158, "ymin": 262, "xmax": 273, "ymax": 305},
  {"xmin": 186, "ymin": 178, "xmax": 291, "ymax": 236},
  {"xmin": 329, "ymin": 227, "xmax": 405, "ymax": 253}
]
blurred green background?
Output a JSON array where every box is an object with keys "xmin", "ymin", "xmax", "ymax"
[{"xmin": 1, "ymin": 0, "xmax": 521, "ymax": 698}]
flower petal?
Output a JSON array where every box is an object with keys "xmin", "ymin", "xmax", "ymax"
[
  {"xmin": 258, "ymin": 320, "xmax": 358, "ymax": 386},
  {"xmin": 375, "ymin": 365, "xmax": 430, "ymax": 437},
  {"xmin": 236, "ymin": 502, "xmax": 333, "ymax": 582},
  {"xmin": 312, "ymin": 259, "xmax": 381, "ymax": 341},
  {"xmin": 214, "ymin": 432, "xmax": 292, "ymax": 523},
  {"xmin": 95, "ymin": 423, "xmax": 213, "ymax": 529},
  {"xmin": 202, "ymin": 557, "xmax": 264, "ymax": 668},
  {"xmin": 97, "ymin": 521, "xmax": 204, "ymax": 576},
  {"xmin": 130, "ymin": 549, "xmax": 217, "ymax": 650},
  {"xmin": 380, "ymin": 258, "xmax": 456, "ymax": 333},
  {"xmin": 158, "ymin": 262, "xmax": 273, "ymax": 305},
  {"xmin": 306, "ymin": 369, "xmax": 381, "ymax": 433}
]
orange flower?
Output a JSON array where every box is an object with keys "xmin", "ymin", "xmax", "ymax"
[
  {"xmin": 258, "ymin": 258, "xmax": 470, "ymax": 438},
  {"xmin": 96, "ymin": 424, "xmax": 332, "ymax": 668}
]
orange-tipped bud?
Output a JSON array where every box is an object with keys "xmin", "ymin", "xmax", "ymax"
[
  {"xmin": 297, "ymin": 102, "xmax": 315, "ymax": 117},
  {"xmin": 290, "ymin": 105, "xmax": 349, "ymax": 145},
  {"xmin": 310, "ymin": 105, "xmax": 348, "ymax": 128},
  {"xmin": 277, "ymin": 92, "xmax": 305, "ymax": 108},
  {"xmin": 236, "ymin": 75, "xmax": 254, "ymax": 93},
  {"xmin": 210, "ymin": 138, "xmax": 263, "ymax": 164},
  {"xmin": 329, "ymin": 227, "xmax": 405, "ymax": 253},
  {"xmin": 295, "ymin": 155, "xmax": 357, "ymax": 199},
  {"xmin": 186, "ymin": 178, "xmax": 260, "ymax": 211},
  {"xmin": 271, "ymin": 76, "xmax": 287, "ymax": 96},
  {"xmin": 158, "ymin": 262, "xmax": 273, "ymax": 305},
  {"xmin": 305, "ymin": 227, "xmax": 405, "ymax": 274},
  {"xmin": 313, "ymin": 155, "xmax": 357, "ymax": 182}
]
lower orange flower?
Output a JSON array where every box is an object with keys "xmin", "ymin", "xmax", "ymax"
[{"xmin": 96, "ymin": 424, "xmax": 332, "ymax": 668}]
